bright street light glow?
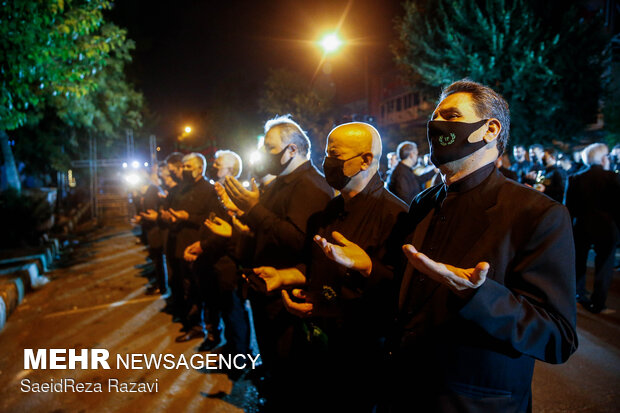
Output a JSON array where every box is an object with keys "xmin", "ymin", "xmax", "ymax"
[
  {"xmin": 249, "ymin": 150, "xmax": 262, "ymax": 165},
  {"xmin": 144, "ymin": 162, "xmax": 149, "ymax": 167},
  {"xmin": 124, "ymin": 174, "xmax": 141, "ymax": 185},
  {"xmin": 320, "ymin": 33, "xmax": 342, "ymax": 53},
  {"xmin": 242, "ymin": 180, "xmax": 250, "ymax": 188},
  {"xmin": 184, "ymin": 126, "xmax": 192, "ymax": 133},
  {"xmin": 122, "ymin": 162, "xmax": 128, "ymax": 168},
  {"xmin": 131, "ymin": 160, "xmax": 140, "ymax": 169}
]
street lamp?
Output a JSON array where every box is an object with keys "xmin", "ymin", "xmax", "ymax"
[
  {"xmin": 319, "ymin": 33, "xmax": 343, "ymax": 54},
  {"xmin": 184, "ymin": 126, "xmax": 192, "ymax": 134}
]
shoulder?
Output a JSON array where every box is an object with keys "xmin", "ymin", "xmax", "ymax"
[
  {"xmin": 297, "ymin": 163, "xmax": 333, "ymax": 195},
  {"xmin": 499, "ymin": 177, "xmax": 568, "ymax": 220},
  {"xmin": 381, "ymin": 186, "xmax": 409, "ymax": 212}
]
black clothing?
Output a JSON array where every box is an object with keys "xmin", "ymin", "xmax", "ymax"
[
  {"xmin": 391, "ymin": 164, "xmax": 578, "ymax": 413},
  {"xmin": 243, "ymin": 161, "xmax": 334, "ymax": 268},
  {"xmin": 510, "ymin": 159, "xmax": 532, "ymax": 183},
  {"xmin": 172, "ymin": 178, "xmax": 220, "ymax": 259},
  {"xmin": 240, "ymin": 161, "xmax": 333, "ymax": 374},
  {"xmin": 296, "ymin": 173, "xmax": 407, "ymax": 410},
  {"xmin": 141, "ymin": 184, "xmax": 166, "ymax": 292},
  {"xmin": 386, "ymin": 162, "xmax": 434, "ymax": 205},
  {"xmin": 566, "ymin": 165, "xmax": 620, "ymax": 310},
  {"xmin": 499, "ymin": 166, "xmax": 518, "ymax": 181},
  {"xmin": 169, "ymin": 177, "xmax": 220, "ymax": 331},
  {"xmin": 540, "ymin": 164, "xmax": 567, "ymax": 203}
]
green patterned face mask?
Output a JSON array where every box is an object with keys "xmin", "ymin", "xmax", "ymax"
[{"xmin": 427, "ymin": 119, "xmax": 489, "ymax": 166}]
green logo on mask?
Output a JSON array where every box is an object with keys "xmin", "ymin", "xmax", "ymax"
[{"xmin": 439, "ymin": 133, "xmax": 456, "ymax": 146}]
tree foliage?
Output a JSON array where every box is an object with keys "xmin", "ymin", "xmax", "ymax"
[
  {"xmin": 259, "ymin": 68, "xmax": 336, "ymax": 160},
  {"xmin": 393, "ymin": 0, "xmax": 609, "ymax": 147},
  {"xmin": 0, "ymin": 0, "xmax": 143, "ymax": 186}
]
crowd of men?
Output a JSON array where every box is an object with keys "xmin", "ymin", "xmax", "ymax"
[{"xmin": 131, "ymin": 79, "xmax": 619, "ymax": 412}]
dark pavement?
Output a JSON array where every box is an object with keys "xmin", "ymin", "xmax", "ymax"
[{"xmin": 0, "ymin": 220, "xmax": 618, "ymax": 412}]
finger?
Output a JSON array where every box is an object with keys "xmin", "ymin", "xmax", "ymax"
[
  {"xmin": 331, "ymin": 231, "xmax": 351, "ymax": 246},
  {"xmin": 281, "ymin": 289, "xmax": 293, "ymax": 306},
  {"xmin": 251, "ymin": 178, "xmax": 259, "ymax": 192},
  {"xmin": 472, "ymin": 262, "xmax": 490, "ymax": 283},
  {"xmin": 213, "ymin": 217, "xmax": 226, "ymax": 225},
  {"xmin": 292, "ymin": 289, "xmax": 307, "ymax": 300}
]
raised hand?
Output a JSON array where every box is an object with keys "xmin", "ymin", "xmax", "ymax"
[
  {"xmin": 204, "ymin": 216, "xmax": 232, "ymax": 238},
  {"xmin": 402, "ymin": 244, "xmax": 488, "ymax": 295},
  {"xmin": 223, "ymin": 176, "xmax": 260, "ymax": 212},
  {"xmin": 313, "ymin": 231, "xmax": 372, "ymax": 277}
]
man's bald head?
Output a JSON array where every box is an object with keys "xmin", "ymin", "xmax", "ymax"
[{"xmin": 327, "ymin": 122, "xmax": 382, "ymax": 169}]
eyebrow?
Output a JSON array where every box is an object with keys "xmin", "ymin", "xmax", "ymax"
[{"xmin": 432, "ymin": 106, "xmax": 462, "ymax": 119}]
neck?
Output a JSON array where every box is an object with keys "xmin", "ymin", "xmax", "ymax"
[
  {"xmin": 342, "ymin": 170, "xmax": 375, "ymax": 201},
  {"xmin": 401, "ymin": 157, "xmax": 415, "ymax": 168},
  {"xmin": 280, "ymin": 156, "xmax": 306, "ymax": 176},
  {"xmin": 440, "ymin": 147, "xmax": 498, "ymax": 185}
]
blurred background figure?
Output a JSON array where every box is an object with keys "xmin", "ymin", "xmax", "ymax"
[{"xmin": 565, "ymin": 143, "xmax": 620, "ymax": 314}]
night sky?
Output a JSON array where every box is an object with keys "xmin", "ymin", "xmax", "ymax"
[{"xmin": 108, "ymin": 0, "xmax": 403, "ymax": 153}]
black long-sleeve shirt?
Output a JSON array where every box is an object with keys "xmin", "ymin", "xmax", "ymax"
[
  {"xmin": 171, "ymin": 177, "xmax": 220, "ymax": 258},
  {"xmin": 241, "ymin": 160, "xmax": 334, "ymax": 268},
  {"xmin": 393, "ymin": 163, "xmax": 577, "ymax": 409},
  {"xmin": 387, "ymin": 162, "xmax": 435, "ymax": 205},
  {"xmin": 303, "ymin": 173, "xmax": 408, "ymax": 340}
]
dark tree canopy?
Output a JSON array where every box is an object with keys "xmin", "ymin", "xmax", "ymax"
[{"xmin": 393, "ymin": 0, "xmax": 609, "ymax": 148}]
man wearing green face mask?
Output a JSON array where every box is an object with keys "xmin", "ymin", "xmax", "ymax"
[{"xmin": 314, "ymin": 80, "xmax": 578, "ymax": 412}]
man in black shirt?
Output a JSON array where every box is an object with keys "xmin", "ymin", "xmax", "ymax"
[
  {"xmin": 509, "ymin": 144, "xmax": 531, "ymax": 183},
  {"xmin": 566, "ymin": 143, "xmax": 620, "ymax": 314},
  {"xmin": 160, "ymin": 153, "xmax": 185, "ymax": 316},
  {"xmin": 387, "ymin": 141, "xmax": 435, "ymax": 205},
  {"xmin": 322, "ymin": 80, "xmax": 578, "ymax": 412},
  {"xmin": 254, "ymin": 122, "xmax": 407, "ymax": 410},
  {"xmin": 534, "ymin": 147, "xmax": 567, "ymax": 203},
  {"xmin": 168, "ymin": 153, "xmax": 221, "ymax": 343},
  {"xmin": 223, "ymin": 116, "xmax": 333, "ymax": 391}
]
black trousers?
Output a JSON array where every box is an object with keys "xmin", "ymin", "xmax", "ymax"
[{"xmin": 574, "ymin": 224, "xmax": 619, "ymax": 309}]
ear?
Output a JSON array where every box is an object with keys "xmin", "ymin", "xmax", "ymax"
[
  {"xmin": 483, "ymin": 119, "xmax": 501, "ymax": 143},
  {"xmin": 360, "ymin": 152, "xmax": 374, "ymax": 170},
  {"xmin": 287, "ymin": 143, "xmax": 298, "ymax": 157}
]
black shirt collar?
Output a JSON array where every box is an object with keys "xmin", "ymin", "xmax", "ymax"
[
  {"xmin": 280, "ymin": 160, "xmax": 312, "ymax": 184},
  {"xmin": 444, "ymin": 162, "xmax": 495, "ymax": 193},
  {"xmin": 343, "ymin": 172, "xmax": 383, "ymax": 212}
]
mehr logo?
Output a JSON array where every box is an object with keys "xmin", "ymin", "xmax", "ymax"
[{"xmin": 439, "ymin": 133, "xmax": 456, "ymax": 146}]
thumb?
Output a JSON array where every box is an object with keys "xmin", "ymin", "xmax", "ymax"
[
  {"xmin": 331, "ymin": 231, "xmax": 350, "ymax": 246},
  {"xmin": 472, "ymin": 262, "xmax": 490, "ymax": 283},
  {"xmin": 251, "ymin": 178, "xmax": 259, "ymax": 192},
  {"xmin": 402, "ymin": 244, "xmax": 418, "ymax": 256},
  {"xmin": 292, "ymin": 289, "xmax": 307, "ymax": 300},
  {"xmin": 214, "ymin": 217, "xmax": 225, "ymax": 225}
]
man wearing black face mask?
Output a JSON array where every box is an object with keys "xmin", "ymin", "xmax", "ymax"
[
  {"xmin": 251, "ymin": 122, "xmax": 407, "ymax": 411},
  {"xmin": 159, "ymin": 152, "xmax": 185, "ymax": 315},
  {"xmin": 314, "ymin": 80, "xmax": 578, "ymax": 412},
  {"xmin": 223, "ymin": 115, "xmax": 333, "ymax": 399},
  {"xmin": 166, "ymin": 153, "xmax": 222, "ymax": 343}
]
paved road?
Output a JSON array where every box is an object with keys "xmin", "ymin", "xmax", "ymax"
[{"xmin": 0, "ymin": 221, "xmax": 618, "ymax": 412}]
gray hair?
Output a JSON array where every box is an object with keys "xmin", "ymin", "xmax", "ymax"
[
  {"xmin": 182, "ymin": 152, "xmax": 207, "ymax": 175},
  {"xmin": 581, "ymin": 143, "xmax": 608, "ymax": 166},
  {"xmin": 440, "ymin": 79, "xmax": 510, "ymax": 155},
  {"xmin": 397, "ymin": 141, "xmax": 418, "ymax": 161},
  {"xmin": 215, "ymin": 150, "xmax": 243, "ymax": 178},
  {"xmin": 264, "ymin": 115, "xmax": 311, "ymax": 158}
]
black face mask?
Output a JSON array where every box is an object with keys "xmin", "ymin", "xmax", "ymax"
[
  {"xmin": 264, "ymin": 145, "xmax": 293, "ymax": 176},
  {"xmin": 322, "ymin": 153, "xmax": 363, "ymax": 190},
  {"xmin": 182, "ymin": 170, "xmax": 195, "ymax": 184},
  {"xmin": 427, "ymin": 119, "xmax": 489, "ymax": 166},
  {"xmin": 171, "ymin": 170, "xmax": 183, "ymax": 183}
]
